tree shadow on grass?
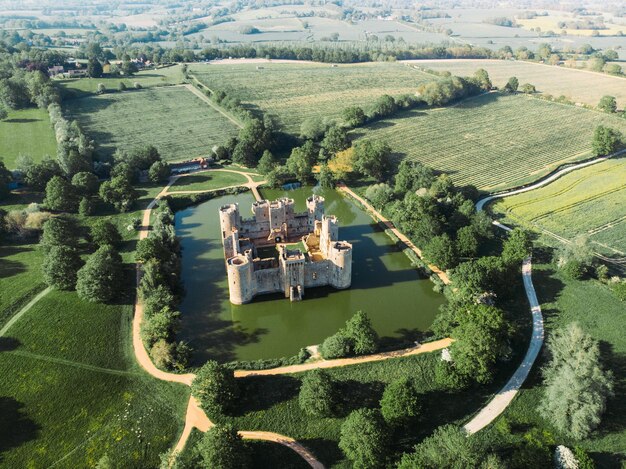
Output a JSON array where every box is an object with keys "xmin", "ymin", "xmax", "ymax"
[
  {"xmin": 300, "ymin": 438, "xmax": 343, "ymax": 468},
  {"xmin": 5, "ymin": 118, "xmax": 41, "ymax": 124},
  {"xmin": 596, "ymin": 342, "xmax": 626, "ymax": 437},
  {"xmin": 0, "ymin": 397, "xmax": 40, "ymax": 459},
  {"xmin": 233, "ymin": 375, "xmax": 300, "ymax": 415},
  {"xmin": 0, "ymin": 337, "xmax": 20, "ymax": 352},
  {"xmin": 335, "ymin": 379, "xmax": 385, "ymax": 417}
]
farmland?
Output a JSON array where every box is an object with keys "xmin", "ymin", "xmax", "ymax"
[
  {"xmin": 492, "ymin": 158, "xmax": 626, "ymax": 257},
  {"xmin": 407, "ymin": 59, "xmax": 626, "ymax": 107},
  {"xmin": 190, "ymin": 61, "xmax": 436, "ymax": 133},
  {"xmin": 0, "ymin": 108, "xmax": 58, "ymax": 169},
  {"xmin": 355, "ymin": 92, "xmax": 626, "ymax": 191},
  {"xmin": 64, "ymin": 86, "xmax": 240, "ymax": 162}
]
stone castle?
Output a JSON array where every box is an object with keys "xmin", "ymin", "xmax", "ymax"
[{"xmin": 219, "ymin": 195, "xmax": 352, "ymax": 304}]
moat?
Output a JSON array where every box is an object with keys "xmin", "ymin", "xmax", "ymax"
[{"xmin": 176, "ymin": 186, "xmax": 445, "ymax": 364}]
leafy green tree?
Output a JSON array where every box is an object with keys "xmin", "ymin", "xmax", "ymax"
[
  {"xmin": 44, "ymin": 176, "xmax": 78, "ymax": 212},
  {"xmin": 339, "ymin": 409, "xmax": 388, "ymax": 469},
  {"xmin": 0, "ymin": 159, "xmax": 12, "ymax": 200},
  {"xmin": 42, "ymin": 245, "xmax": 83, "ymax": 290},
  {"xmin": 394, "ymin": 160, "xmax": 434, "ymax": 194},
  {"xmin": 41, "ymin": 217, "xmax": 78, "ymax": 250},
  {"xmin": 286, "ymin": 140, "xmax": 317, "ymax": 182},
  {"xmin": 299, "ymin": 369, "xmax": 337, "ymax": 417},
  {"xmin": 300, "ymin": 117, "xmax": 328, "ymax": 141},
  {"xmin": 78, "ymin": 197, "xmax": 94, "ymax": 216},
  {"xmin": 573, "ymin": 446, "xmax": 596, "ymax": 469},
  {"xmin": 474, "ymin": 69, "xmax": 492, "ymax": 91},
  {"xmin": 592, "ymin": 125, "xmax": 621, "ymax": 156},
  {"xmin": 345, "ymin": 310, "xmax": 378, "ymax": 355},
  {"xmin": 91, "ymin": 219, "xmax": 122, "ymax": 247},
  {"xmin": 501, "ymin": 228, "xmax": 532, "ymax": 265},
  {"xmin": 342, "ymin": 106, "xmax": 366, "ymax": 127},
  {"xmin": 319, "ymin": 126, "xmax": 349, "ymax": 159},
  {"xmin": 192, "ymin": 360, "xmax": 239, "ymax": 416},
  {"xmin": 71, "ymin": 171, "xmax": 99, "ymax": 196},
  {"xmin": 76, "ymin": 245, "xmax": 124, "ymax": 303},
  {"xmin": 398, "ymin": 424, "xmax": 484, "ymax": 469},
  {"xmin": 538, "ymin": 323, "xmax": 613, "ymax": 439},
  {"xmin": 317, "ymin": 163, "xmax": 335, "ymax": 188},
  {"xmin": 503, "ymin": 76, "xmax": 519, "ymax": 92},
  {"xmin": 353, "ymin": 140, "xmax": 391, "ymax": 180},
  {"xmin": 148, "ymin": 160, "xmax": 170, "ymax": 183},
  {"xmin": 256, "ymin": 150, "xmax": 276, "ymax": 175},
  {"xmin": 320, "ymin": 332, "xmax": 352, "ymax": 359},
  {"xmin": 141, "ymin": 306, "xmax": 180, "ymax": 347},
  {"xmin": 364, "ymin": 183, "xmax": 393, "ymax": 208},
  {"xmin": 99, "ymin": 175, "xmax": 137, "ymax": 212},
  {"xmin": 87, "ymin": 57, "xmax": 103, "ymax": 78},
  {"xmin": 0, "ymin": 105, "xmax": 8, "ymax": 121},
  {"xmin": 24, "ymin": 159, "xmax": 63, "ymax": 190},
  {"xmin": 424, "ymin": 233, "xmax": 458, "ymax": 269},
  {"xmin": 520, "ymin": 83, "xmax": 536, "ymax": 94},
  {"xmin": 371, "ymin": 94, "xmax": 397, "ymax": 118},
  {"xmin": 196, "ymin": 424, "xmax": 250, "ymax": 469},
  {"xmin": 597, "ymin": 95, "xmax": 617, "ymax": 113},
  {"xmin": 456, "ymin": 226, "xmax": 479, "ymax": 258},
  {"xmin": 451, "ymin": 303, "xmax": 509, "ymax": 384},
  {"xmin": 380, "ymin": 377, "xmax": 421, "ymax": 426}
]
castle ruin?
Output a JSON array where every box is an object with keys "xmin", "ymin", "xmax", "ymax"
[{"xmin": 219, "ymin": 195, "xmax": 352, "ymax": 304}]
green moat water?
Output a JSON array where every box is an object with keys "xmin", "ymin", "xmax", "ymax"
[{"xmin": 176, "ymin": 187, "xmax": 445, "ymax": 364}]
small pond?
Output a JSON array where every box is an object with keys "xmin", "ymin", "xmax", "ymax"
[{"xmin": 175, "ymin": 186, "xmax": 445, "ymax": 364}]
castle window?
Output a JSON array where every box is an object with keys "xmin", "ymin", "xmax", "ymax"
[{"xmin": 312, "ymin": 272, "xmax": 317, "ymax": 280}]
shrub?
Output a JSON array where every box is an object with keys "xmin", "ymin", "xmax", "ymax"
[{"xmin": 320, "ymin": 332, "xmax": 353, "ymax": 359}]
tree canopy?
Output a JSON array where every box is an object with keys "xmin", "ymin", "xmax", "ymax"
[{"xmin": 339, "ymin": 409, "xmax": 389, "ymax": 468}]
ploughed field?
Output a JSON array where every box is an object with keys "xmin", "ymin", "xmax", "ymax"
[
  {"xmin": 492, "ymin": 158, "xmax": 626, "ymax": 257},
  {"xmin": 189, "ymin": 61, "xmax": 436, "ymax": 133},
  {"xmin": 64, "ymin": 86, "xmax": 239, "ymax": 162},
  {"xmin": 355, "ymin": 92, "xmax": 626, "ymax": 191},
  {"xmin": 408, "ymin": 59, "xmax": 626, "ymax": 107}
]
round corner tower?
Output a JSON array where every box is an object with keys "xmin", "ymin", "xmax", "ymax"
[
  {"xmin": 329, "ymin": 241, "xmax": 352, "ymax": 290},
  {"xmin": 226, "ymin": 252, "xmax": 254, "ymax": 304},
  {"xmin": 219, "ymin": 203, "xmax": 240, "ymax": 239},
  {"xmin": 306, "ymin": 194, "xmax": 325, "ymax": 230}
]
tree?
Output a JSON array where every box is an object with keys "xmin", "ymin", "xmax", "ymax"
[
  {"xmin": 87, "ymin": 57, "xmax": 103, "ymax": 78},
  {"xmin": 0, "ymin": 159, "xmax": 12, "ymax": 200},
  {"xmin": 474, "ymin": 69, "xmax": 492, "ymax": 91},
  {"xmin": 317, "ymin": 163, "xmax": 335, "ymax": 188},
  {"xmin": 353, "ymin": 140, "xmax": 391, "ymax": 180},
  {"xmin": 456, "ymin": 226, "xmax": 479, "ymax": 258},
  {"xmin": 339, "ymin": 409, "xmax": 388, "ymax": 469},
  {"xmin": 591, "ymin": 125, "xmax": 621, "ymax": 156},
  {"xmin": 91, "ymin": 219, "xmax": 122, "ymax": 247},
  {"xmin": 256, "ymin": 150, "xmax": 276, "ymax": 175},
  {"xmin": 99, "ymin": 175, "xmax": 137, "ymax": 212},
  {"xmin": 286, "ymin": 140, "xmax": 317, "ymax": 182},
  {"xmin": 319, "ymin": 126, "xmax": 349, "ymax": 160},
  {"xmin": 380, "ymin": 377, "xmax": 421, "ymax": 426},
  {"xmin": 364, "ymin": 183, "xmax": 393, "ymax": 208},
  {"xmin": 141, "ymin": 306, "xmax": 180, "ymax": 347},
  {"xmin": 148, "ymin": 160, "xmax": 170, "ymax": 183},
  {"xmin": 0, "ymin": 105, "xmax": 8, "ymax": 121},
  {"xmin": 342, "ymin": 106, "xmax": 366, "ymax": 127},
  {"xmin": 76, "ymin": 245, "xmax": 124, "ymax": 303},
  {"xmin": 371, "ymin": 94, "xmax": 397, "ymax": 118},
  {"xmin": 451, "ymin": 303, "xmax": 509, "ymax": 384},
  {"xmin": 520, "ymin": 83, "xmax": 536, "ymax": 94},
  {"xmin": 42, "ymin": 245, "xmax": 83, "ymax": 290},
  {"xmin": 503, "ymin": 76, "xmax": 519, "ymax": 92},
  {"xmin": 299, "ymin": 369, "xmax": 337, "ymax": 417},
  {"xmin": 424, "ymin": 234, "xmax": 458, "ymax": 269},
  {"xmin": 538, "ymin": 323, "xmax": 613, "ymax": 439},
  {"xmin": 300, "ymin": 117, "xmax": 328, "ymax": 141},
  {"xmin": 97, "ymin": 83, "xmax": 106, "ymax": 95},
  {"xmin": 71, "ymin": 171, "xmax": 99, "ymax": 196},
  {"xmin": 501, "ymin": 228, "xmax": 532, "ymax": 265},
  {"xmin": 345, "ymin": 310, "xmax": 378, "ymax": 355},
  {"xmin": 196, "ymin": 424, "xmax": 250, "ymax": 469},
  {"xmin": 41, "ymin": 217, "xmax": 78, "ymax": 250},
  {"xmin": 597, "ymin": 95, "xmax": 617, "ymax": 113},
  {"xmin": 192, "ymin": 360, "xmax": 239, "ymax": 416},
  {"xmin": 118, "ymin": 81, "xmax": 127, "ymax": 92},
  {"xmin": 394, "ymin": 159, "xmax": 434, "ymax": 194},
  {"xmin": 398, "ymin": 424, "xmax": 484, "ymax": 469},
  {"xmin": 320, "ymin": 331, "xmax": 353, "ymax": 359},
  {"xmin": 24, "ymin": 159, "xmax": 63, "ymax": 190},
  {"xmin": 44, "ymin": 176, "xmax": 78, "ymax": 212}
]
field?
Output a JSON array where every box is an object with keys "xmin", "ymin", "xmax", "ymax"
[
  {"xmin": 492, "ymin": 158, "xmax": 626, "ymax": 257},
  {"xmin": 64, "ymin": 86, "xmax": 240, "ymax": 162},
  {"xmin": 355, "ymin": 92, "xmax": 626, "ymax": 191},
  {"xmin": 0, "ymin": 289, "xmax": 189, "ymax": 468},
  {"xmin": 0, "ymin": 108, "xmax": 58, "ymax": 169},
  {"xmin": 170, "ymin": 171, "xmax": 249, "ymax": 192},
  {"xmin": 407, "ymin": 59, "xmax": 626, "ymax": 107},
  {"xmin": 190, "ymin": 62, "xmax": 436, "ymax": 133}
]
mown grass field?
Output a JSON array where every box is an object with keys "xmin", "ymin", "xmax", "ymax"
[
  {"xmin": 355, "ymin": 92, "xmax": 626, "ymax": 191},
  {"xmin": 190, "ymin": 62, "xmax": 436, "ymax": 133},
  {"xmin": 57, "ymin": 64, "xmax": 184, "ymax": 99},
  {"xmin": 64, "ymin": 86, "xmax": 240, "ymax": 162},
  {"xmin": 409, "ymin": 59, "xmax": 626, "ymax": 107},
  {"xmin": 0, "ymin": 290, "xmax": 189, "ymax": 468},
  {"xmin": 479, "ymin": 260, "xmax": 626, "ymax": 467},
  {"xmin": 492, "ymin": 158, "xmax": 626, "ymax": 257},
  {"xmin": 0, "ymin": 108, "xmax": 58, "ymax": 169},
  {"xmin": 170, "ymin": 171, "xmax": 249, "ymax": 192}
]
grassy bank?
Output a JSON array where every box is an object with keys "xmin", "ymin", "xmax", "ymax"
[{"xmin": 0, "ymin": 108, "xmax": 58, "ymax": 169}]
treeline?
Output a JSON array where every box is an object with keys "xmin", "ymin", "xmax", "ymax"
[{"xmin": 0, "ymin": 67, "xmax": 59, "ymax": 111}]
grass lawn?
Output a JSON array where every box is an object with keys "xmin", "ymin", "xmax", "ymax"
[
  {"xmin": 411, "ymin": 59, "xmax": 626, "ymax": 108},
  {"xmin": 492, "ymin": 158, "xmax": 626, "ymax": 257},
  {"xmin": 0, "ymin": 290, "xmax": 189, "ymax": 468},
  {"xmin": 57, "ymin": 64, "xmax": 184, "ymax": 100},
  {"xmin": 190, "ymin": 62, "xmax": 436, "ymax": 134},
  {"xmin": 170, "ymin": 171, "xmax": 249, "ymax": 192},
  {"xmin": 0, "ymin": 108, "xmax": 57, "ymax": 169},
  {"xmin": 64, "ymin": 86, "xmax": 240, "ymax": 162},
  {"xmin": 478, "ymin": 259, "xmax": 626, "ymax": 467},
  {"xmin": 354, "ymin": 92, "xmax": 626, "ymax": 191}
]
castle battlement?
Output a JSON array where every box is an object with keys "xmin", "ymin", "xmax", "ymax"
[{"xmin": 219, "ymin": 194, "xmax": 352, "ymax": 304}]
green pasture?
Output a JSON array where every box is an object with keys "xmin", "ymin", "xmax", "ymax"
[
  {"xmin": 0, "ymin": 108, "xmax": 57, "ymax": 169},
  {"xmin": 170, "ymin": 171, "xmax": 249, "ymax": 192},
  {"xmin": 190, "ymin": 62, "xmax": 435, "ymax": 133},
  {"xmin": 64, "ymin": 86, "xmax": 240, "ymax": 162},
  {"xmin": 492, "ymin": 158, "xmax": 626, "ymax": 256},
  {"xmin": 354, "ymin": 92, "xmax": 626, "ymax": 191}
]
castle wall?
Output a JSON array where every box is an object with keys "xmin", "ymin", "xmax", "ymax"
[
  {"xmin": 303, "ymin": 261, "xmax": 331, "ymax": 288},
  {"xmin": 254, "ymin": 268, "xmax": 282, "ymax": 294}
]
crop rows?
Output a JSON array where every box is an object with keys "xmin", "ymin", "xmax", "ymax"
[
  {"xmin": 190, "ymin": 62, "xmax": 435, "ymax": 133},
  {"xmin": 65, "ymin": 86, "xmax": 239, "ymax": 161},
  {"xmin": 357, "ymin": 92, "xmax": 626, "ymax": 191}
]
